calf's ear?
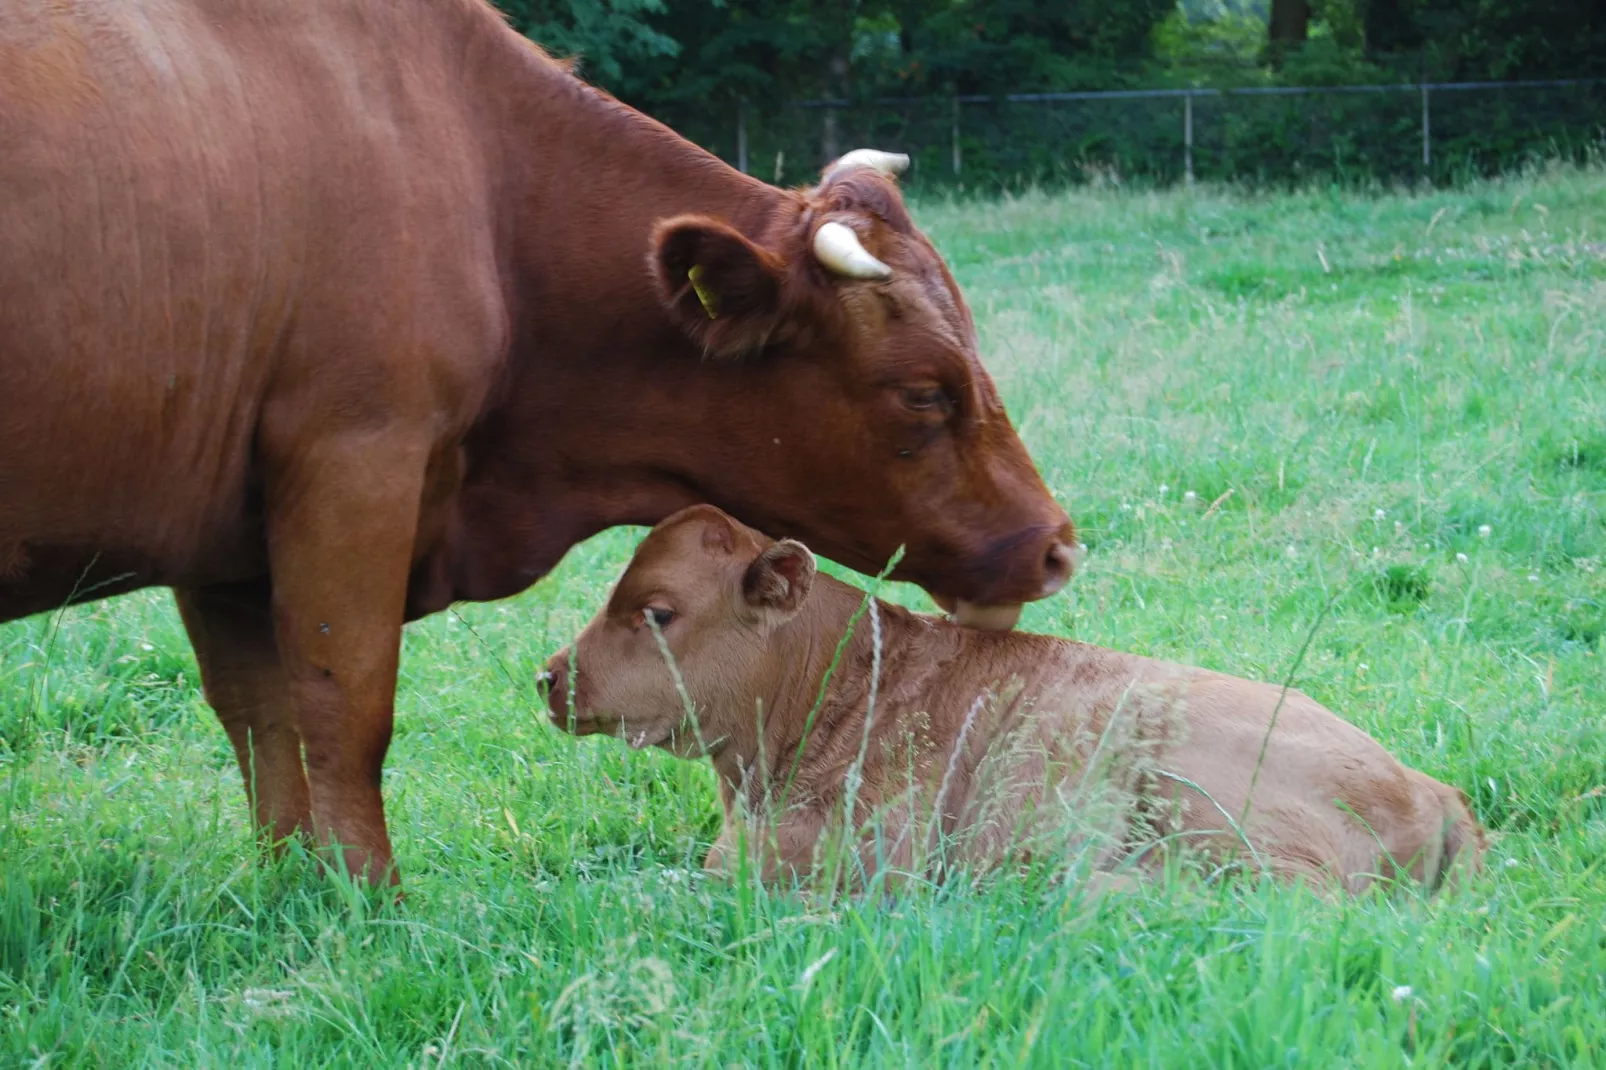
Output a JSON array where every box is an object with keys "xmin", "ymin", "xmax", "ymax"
[
  {"xmin": 652, "ymin": 216, "xmax": 787, "ymax": 359},
  {"xmin": 742, "ymin": 540, "xmax": 816, "ymax": 621}
]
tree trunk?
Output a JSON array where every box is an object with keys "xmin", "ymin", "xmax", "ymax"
[{"xmin": 1268, "ymin": 0, "xmax": 1311, "ymax": 64}]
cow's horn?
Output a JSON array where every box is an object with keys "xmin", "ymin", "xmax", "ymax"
[
  {"xmin": 812, "ymin": 221, "xmax": 892, "ymax": 280},
  {"xmin": 825, "ymin": 149, "xmax": 910, "ymax": 181}
]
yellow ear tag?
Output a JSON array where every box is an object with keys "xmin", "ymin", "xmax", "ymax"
[{"xmin": 687, "ymin": 263, "xmax": 719, "ymax": 320}]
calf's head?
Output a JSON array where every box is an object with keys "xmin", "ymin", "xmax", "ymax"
[
  {"xmin": 542, "ymin": 506, "xmax": 818, "ymax": 753},
  {"xmin": 649, "ymin": 151, "xmax": 1076, "ymax": 628}
]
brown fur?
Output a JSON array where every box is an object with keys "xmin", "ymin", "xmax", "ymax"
[
  {"xmin": 545, "ymin": 507, "xmax": 1487, "ymax": 895},
  {"xmin": 0, "ymin": 0, "xmax": 1074, "ymax": 883}
]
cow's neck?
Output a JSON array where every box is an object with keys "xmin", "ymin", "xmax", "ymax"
[
  {"xmin": 425, "ymin": 31, "xmax": 801, "ymax": 611},
  {"xmin": 708, "ymin": 579, "xmax": 961, "ymax": 816}
]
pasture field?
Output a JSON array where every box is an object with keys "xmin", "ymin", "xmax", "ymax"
[{"xmin": 3, "ymin": 165, "xmax": 1604, "ymax": 1067}]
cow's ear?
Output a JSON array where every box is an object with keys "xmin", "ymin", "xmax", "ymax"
[
  {"xmin": 741, "ymin": 540, "xmax": 816, "ymax": 622},
  {"xmin": 652, "ymin": 216, "xmax": 787, "ymax": 359}
]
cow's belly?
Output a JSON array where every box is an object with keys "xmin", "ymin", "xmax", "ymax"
[
  {"xmin": 0, "ymin": 506, "xmax": 268, "ymax": 624},
  {"xmin": 0, "ymin": 546, "xmax": 159, "ymax": 621}
]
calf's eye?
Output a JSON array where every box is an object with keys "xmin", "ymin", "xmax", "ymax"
[{"xmin": 641, "ymin": 606, "xmax": 676, "ymax": 630}]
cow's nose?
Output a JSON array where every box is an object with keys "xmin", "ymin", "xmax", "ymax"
[{"xmin": 1039, "ymin": 540, "xmax": 1081, "ymax": 597}]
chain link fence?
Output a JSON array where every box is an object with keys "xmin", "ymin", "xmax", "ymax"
[{"xmin": 655, "ymin": 79, "xmax": 1605, "ymax": 189}]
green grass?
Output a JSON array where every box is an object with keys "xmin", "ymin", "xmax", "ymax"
[{"xmin": 4, "ymin": 163, "xmax": 1604, "ymax": 1066}]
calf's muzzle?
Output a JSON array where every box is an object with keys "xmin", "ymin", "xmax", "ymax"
[{"xmin": 536, "ymin": 654, "xmax": 574, "ymax": 726}]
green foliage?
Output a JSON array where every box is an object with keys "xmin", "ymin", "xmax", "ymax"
[
  {"xmin": 498, "ymin": 0, "xmax": 1181, "ymax": 104},
  {"xmin": 1154, "ymin": 2, "xmax": 1271, "ymax": 68},
  {"xmin": 1363, "ymin": 0, "xmax": 1606, "ymax": 80},
  {"xmin": 494, "ymin": 0, "xmax": 679, "ymax": 84},
  {"xmin": 493, "ymin": 0, "xmax": 1606, "ymax": 187},
  {"xmin": 615, "ymin": 0, "xmax": 860, "ymax": 105},
  {"xmin": 898, "ymin": 0, "xmax": 1177, "ymax": 94},
  {"xmin": 4, "ymin": 166, "xmax": 1606, "ymax": 1064}
]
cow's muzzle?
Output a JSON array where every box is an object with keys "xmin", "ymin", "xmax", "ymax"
[{"xmin": 928, "ymin": 524, "xmax": 1082, "ymax": 630}]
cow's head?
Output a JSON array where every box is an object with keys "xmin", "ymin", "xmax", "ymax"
[{"xmin": 647, "ymin": 150, "xmax": 1076, "ymax": 629}]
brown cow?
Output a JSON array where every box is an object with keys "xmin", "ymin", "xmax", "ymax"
[
  {"xmin": 543, "ymin": 507, "xmax": 1486, "ymax": 894},
  {"xmin": 0, "ymin": 1, "xmax": 1076, "ymax": 882}
]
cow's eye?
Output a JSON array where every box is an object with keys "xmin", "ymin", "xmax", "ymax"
[
  {"xmin": 900, "ymin": 386, "xmax": 950, "ymax": 414},
  {"xmin": 641, "ymin": 606, "xmax": 676, "ymax": 630}
]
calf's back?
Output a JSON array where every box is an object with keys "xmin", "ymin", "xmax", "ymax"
[{"xmin": 882, "ymin": 634, "xmax": 1484, "ymax": 893}]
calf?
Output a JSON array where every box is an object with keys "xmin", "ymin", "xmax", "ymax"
[{"xmin": 542, "ymin": 506, "xmax": 1484, "ymax": 893}]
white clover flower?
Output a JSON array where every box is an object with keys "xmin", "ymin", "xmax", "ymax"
[
  {"xmin": 1374, "ymin": 508, "xmax": 1387, "ymax": 521},
  {"xmin": 1183, "ymin": 490, "xmax": 1198, "ymax": 505},
  {"xmin": 1456, "ymin": 552, "xmax": 1469, "ymax": 564},
  {"xmin": 1159, "ymin": 483, "xmax": 1169, "ymax": 494},
  {"xmin": 1391, "ymin": 985, "xmax": 1413, "ymax": 1003},
  {"xmin": 1286, "ymin": 545, "xmax": 1298, "ymax": 558},
  {"xmin": 1478, "ymin": 524, "xmax": 1492, "ymax": 538}
]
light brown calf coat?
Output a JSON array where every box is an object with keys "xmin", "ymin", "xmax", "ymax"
[{"xmin": 544, "ymin": 506, "xmax": 1485, "ymax": 893}]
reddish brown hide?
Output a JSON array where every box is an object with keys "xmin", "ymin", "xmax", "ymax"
[{"xmin": 0, "ymin": 0, "xmax": 1073, "ymax": 882}]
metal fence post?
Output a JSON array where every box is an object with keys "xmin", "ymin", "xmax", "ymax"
[
  {"xmin": 1184, "ymin": 91, "xmax": 1195, "ymax": 185},
  {"xmin": 736, "ymin": 99, "xmax": 748, "ymax": 174},
  {"xmin": 951, "ymin": 95, "xmax": 962, "ymax": 176},
  {"xmin": 1420, "ymin": 84, "xmax": 1431, "ymax": 169}
]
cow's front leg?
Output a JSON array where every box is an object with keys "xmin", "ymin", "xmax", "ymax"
[
  {"xmin": 176, "ymin": 581, "xmax": 312, "ymax": 846},
  {"xmin": 263, "ymin": 434, "xmax": 430, "ymax": 885}
]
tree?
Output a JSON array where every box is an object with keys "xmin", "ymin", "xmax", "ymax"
[
  {"xmin": 901, "ymin": 0, "xmax": 1177, "ymax": 93},
  {"xmin": 493, "ymin": 0, "xmax": 679, "ymax": 86},
  {"xmin": 1359, "ymin": 0, "xmax": 1606, "ymax": 77},
  {"xmin": 1361, "ymin": 0, "xmax": 1422, "ymax": 59},
  {"xmin": 1268, "ymin": 0, "xmax": 1311, "ymax": 61}
]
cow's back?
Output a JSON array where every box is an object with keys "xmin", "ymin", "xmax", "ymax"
[{"xmin": 0, "ymin": 0, "xmax": 505, "ymax": 618}]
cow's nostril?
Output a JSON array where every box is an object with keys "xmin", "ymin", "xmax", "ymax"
[{"xmin": 1040, "ymin": 541, "xmax": 1077, "ymax": 596}]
